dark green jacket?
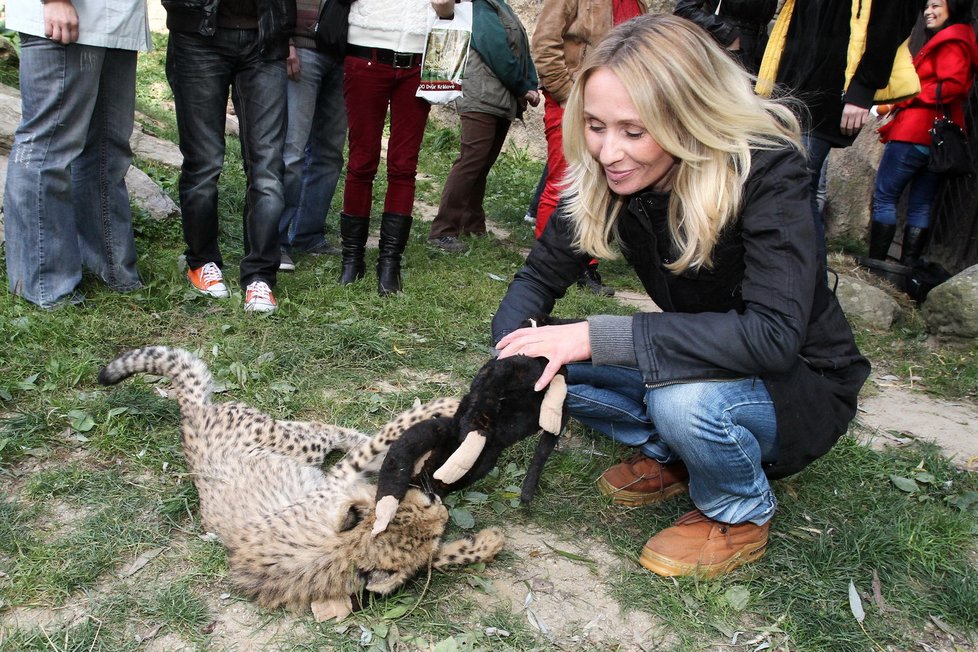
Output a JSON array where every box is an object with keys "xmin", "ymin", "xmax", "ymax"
[{"xmin": 456, "ymin": 0, "xmax": 538, "ymax": 120}]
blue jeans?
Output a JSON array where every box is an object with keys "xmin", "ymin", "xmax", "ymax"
[
  {"xmin": 4, "ymin": 35, "xmax": 141, "ymax": 307},
  {"xmin": 166, "ymin": 29, "xmax": 287, "ymax": 288},
  {"xmin": 804, "ymin": 134, "xmax": 832, "ymax": 272},
  {"xmin": 872, "ymin": 141, "xmax": 940, "ymax": 228},
  {"xmin": 564, "ymin": 363, "xmax": 779, "ymax": 525},
  {"xmin": 279, "ymin": 47, "xmax": 347, "ymax": 252}
]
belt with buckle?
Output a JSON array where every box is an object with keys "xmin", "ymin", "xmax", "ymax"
[{"xmin": 347, "ymin": 44, "xmax": 422, "ymax": 69}]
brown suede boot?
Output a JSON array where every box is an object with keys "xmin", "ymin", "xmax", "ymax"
[
  {"xmin": 639, "ymin": 509, "xmax": 770, "ymax": 578},
  {"xmin": 596, "ymin": 454, "xmax": 689, "ymax": 507}
]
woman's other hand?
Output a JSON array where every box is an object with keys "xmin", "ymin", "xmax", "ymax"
[
  {"xmin": 497, "ymin": 321, "xmax": 591, "ymax": 391},
  {"xmin": 524, "ymin": 89, "xmax": 541, "ymax": 107}
]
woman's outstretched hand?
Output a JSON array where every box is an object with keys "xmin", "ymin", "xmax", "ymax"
[{"xmin": 496, "ymin": 321, "xmax": 591, "ymax": 391}]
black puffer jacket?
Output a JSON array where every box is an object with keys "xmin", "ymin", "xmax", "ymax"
[
  {"xmin": 674, "ymin": 0, "xmax": 776, "ymax": 73},
  {"xmin": 491, "ymin": 147, "xmax": 870, "ymax": 479},
  {"xmin": 163, "ymin": 0, "xmax": 295, "ymax": 60}
]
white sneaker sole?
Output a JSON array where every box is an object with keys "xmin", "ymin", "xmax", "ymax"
[{"xmin": 194, "ymin": 284, "xmax": 230, "ymax": 299}]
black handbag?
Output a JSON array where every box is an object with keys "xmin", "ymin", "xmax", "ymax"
[
  {"xmin": 313, "ymin": 0, "xmax": 354, "ymax": 61},
  {"xmin": 928, "ymin": 82, "xmax": 974, "ymax": 177}
]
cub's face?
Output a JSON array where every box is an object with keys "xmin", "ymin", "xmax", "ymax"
[{"xmin": 339, "ymin": 489, "xmax": 449, "ymax": 595}]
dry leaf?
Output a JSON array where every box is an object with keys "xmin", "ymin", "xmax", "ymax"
[
  {"xmin": 871, "ymin": 569, "xmax": 896, "ymax": 613},
  {"xmin": 118, "ymin": 547, "xmax": 165, "ymax": 578},
  {"xmin": 135, "ymin": 623, "xmax": 162, "ymax": 644},
  {"xmin": 525, "ymin": 607, "xmax": 552, "ymax": 639},
  {"xmin": 930, "ymin": 615, "xmax": 962, "ymax": 640},
  {"xmin": 848, "ymin": 580, "xmax": 865, "ymax": 623}
]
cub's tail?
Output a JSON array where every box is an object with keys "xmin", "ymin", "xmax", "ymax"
[{"xmin": 98, "ymin": 346, "xmax": 213, "ymax": 408}]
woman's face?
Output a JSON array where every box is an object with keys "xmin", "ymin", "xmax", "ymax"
[
  {"xmin": 582, "ymin": 67, "xmax": 678, "ymax": 195},
  {"xmin": 924, "ymin": 0, "xmax": 949, "ymax": 30}
]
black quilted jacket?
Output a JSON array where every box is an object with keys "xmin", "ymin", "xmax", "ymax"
[{"xmin": 491, "ymin": 147, "xmax": 870, "ymax": 479}]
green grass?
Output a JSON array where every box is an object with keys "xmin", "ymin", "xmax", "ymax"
[{"xmin": 1, "ymin": 35, "xmax": 977, "ymax": 652}]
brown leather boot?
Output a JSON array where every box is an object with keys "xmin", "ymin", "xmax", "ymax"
[
  {"xmin": 639, "ymin": 509, "xmax": 770, "ymax": 578},
  {"xmin": 596, "ymin": 454, "xmax": 689, "ymax": 507}
]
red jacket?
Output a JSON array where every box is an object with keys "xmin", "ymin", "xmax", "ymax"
[{"xmin": 879, "ymin": 23, "xmax": 978, "ymax": 145}]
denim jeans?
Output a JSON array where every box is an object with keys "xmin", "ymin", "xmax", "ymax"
[
  {"xmin": 872, "ymin": 141, "xmax": 940, "ymax": 228},
  {"xmin": 342, "ymin": 54, "xmax": 430, "ymax": 217},
  {"xmin": 564, "ymin": 363, "xmax": 779, "ymax": 525},
  {"xmin": 279, "ymin": 47, "xmax": 347, "ymax": 252},
  {"xmin": 4, "ymin": 35, "xmax": 141, "ymax": 307},
  {"xmin": 166, "ymin": 29, "xmax": 287, "ymax": 288}
]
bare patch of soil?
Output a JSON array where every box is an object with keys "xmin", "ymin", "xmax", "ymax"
[
  {"xmin": 476, "ymin": 524, "xmax": 668, "ymax": 651},
  {"xmin": 857, "ymin": 375, "xmax": 978, "ymax": 470}
]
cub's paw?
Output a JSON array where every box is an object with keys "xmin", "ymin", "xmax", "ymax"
[{"xmin": 433, "ymin": 528, "xmax": 505, "ymax": 568}]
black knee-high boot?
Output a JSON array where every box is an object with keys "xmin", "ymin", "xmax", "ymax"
[
  {"xmin": 867, "ymin": 220, "xmax": 897, "ymax": 260},
  {"xmin": 900, "ymin": 226, "xmax": 929, "ymax": 267},
  {"xmin": 338, "ymin": 213, "xmax": 369, "ymax": 285},
  {"xmin": 377, "ymin": 212, "xmax": 413, "ymax": 296}
]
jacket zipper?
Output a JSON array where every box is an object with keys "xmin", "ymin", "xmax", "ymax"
[{"xmin": 644, "ymin": 375, "xmax": 748, "ymax": 390}]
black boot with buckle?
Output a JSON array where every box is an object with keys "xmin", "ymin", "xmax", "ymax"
[
  {"xmin": 377, "ymin": 212, "xmax": 413, "ymax": 296},
  {"xmin": 338, "ymin": 213, "xmax": 369, "ymax": 285}
]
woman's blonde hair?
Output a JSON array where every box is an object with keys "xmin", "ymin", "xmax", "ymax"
[{"xmin": 562, "ymin": 14, "xmax": 803, "ymax": 271}]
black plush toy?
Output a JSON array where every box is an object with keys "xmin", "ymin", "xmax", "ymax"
[{"xmin": 372, "ymin": 320, "xmax": 572, "ymax": 535}]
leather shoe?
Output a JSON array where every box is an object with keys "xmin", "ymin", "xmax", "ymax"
[
  {"xmin": 596, "ymin": 454, "xmax": 688, "ymax": 507},
  {"xmin": 639, "ymin": 509, "xmax": 770, "ymax": 578}
]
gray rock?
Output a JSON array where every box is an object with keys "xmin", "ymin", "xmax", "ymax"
[
  {"xmin": 824, "ymin": 126, "xmax": 884, "ymax": 243},
  {"xmin": 130, "ymin": 124, "xmax": 184, "ymax": 169},
  {"xmin": 834, "ymin": 272, "xmax": 902, "ymax": 330},
  {"xmin": 0, "ymin": 84, "xmax": 21, "ymax": 151},
  {"xmin": 126, "ymin": 165, "xmax": 180, "ymax": 220},
  {"xmin": 0, "ymin": 155, "xmax": 6, "ymax": 245},
  {"xmin": 923, "ymin": 264, "xmax": 978, "ymax": 338},
  {"xmin": 1, "ymin": 82, "xmax": 181, "ymax": 223}
]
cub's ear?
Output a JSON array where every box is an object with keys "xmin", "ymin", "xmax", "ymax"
[{"xmin": 339, "ymin": 502, "xmax": 368, "ymax": 532}]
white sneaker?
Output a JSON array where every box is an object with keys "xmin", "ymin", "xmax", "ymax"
[
  {"xmin": 244, "ymin": 280, "xmax": 277, "ymax": 313},
  {"xmin": 187, "ymin": 262, "xmax": 230, "ymax": 299}
]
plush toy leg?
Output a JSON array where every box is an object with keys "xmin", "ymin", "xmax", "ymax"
[
  {"xmin": 539, "ymin": 374, "xmax": 567, "ymax": 434},
  {"xmin": 521, "ymin": 431, "xmax": 559, "ymax": 503},
  {"xmin": 372, "ymin": 495, "xmax": 401, "ymax": 536},
  {"xmin": 433, "ymin": 431, "xmax": 487, "ymax": 483}
]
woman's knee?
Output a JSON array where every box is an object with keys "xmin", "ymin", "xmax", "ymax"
[
  {"xmin": 645, "ymin": 382, "xmax": 718, "ymax": 439},
  {"xmin": 645, "ymin": 380, "xmax": 764, "ymax": 439}
]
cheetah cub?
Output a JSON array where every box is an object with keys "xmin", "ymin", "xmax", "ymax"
[{"xmin": 98, "ymin": 346, "xmax": 505, "ymax": 621}]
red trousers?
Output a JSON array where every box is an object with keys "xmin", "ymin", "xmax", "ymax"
[{"xmin": 342, "ymin": 55, "xmax": 431, "ymax": 217}]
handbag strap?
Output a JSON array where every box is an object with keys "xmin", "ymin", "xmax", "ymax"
[{"xmin": 935, "ymin": 81, "xmax": 951, "ymax": 119}]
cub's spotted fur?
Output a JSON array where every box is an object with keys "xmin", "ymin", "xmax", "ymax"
[{"xmin": 99, "ymin": 346, "xmax": 505, "ymax": 620}]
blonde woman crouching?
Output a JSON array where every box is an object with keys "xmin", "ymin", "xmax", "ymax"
[{"xmin": 492, "ymin": 14, "xmax": 870, "ymax": 578}]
